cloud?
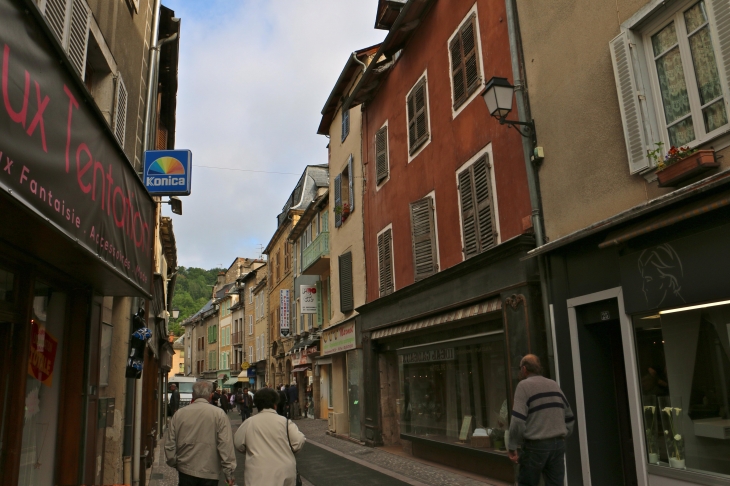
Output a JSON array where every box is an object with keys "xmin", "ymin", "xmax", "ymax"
[{"xmin": 160, "ymin": 1, "xmax": 384, "ymax": 269}]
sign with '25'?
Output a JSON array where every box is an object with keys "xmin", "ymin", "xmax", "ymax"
[{"xmin": 143, "ymin": 150, "xmax": 192, "ymax": 196}]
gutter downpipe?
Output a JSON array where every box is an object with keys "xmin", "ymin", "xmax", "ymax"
[
  {"xmin": 142, "ymin": 0, "xmax": 164, "ymax": 154},
  {"xmin": 504, "ymin": 0, "xmax": 556, "ymax": 379}
]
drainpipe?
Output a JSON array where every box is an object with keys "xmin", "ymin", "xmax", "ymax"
[{"xmin": 504, "ymin": 0, "xmax": 556, "ymax": 379}]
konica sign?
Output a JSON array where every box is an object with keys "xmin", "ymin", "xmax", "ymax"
[{"xmin": 143, "ymin": 150, "xmax": 192, "ymax": 196}]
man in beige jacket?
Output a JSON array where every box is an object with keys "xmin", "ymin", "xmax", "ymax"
[{"xmin": 165, "ymin": 381, "xmax": 236, "ymax": 486}]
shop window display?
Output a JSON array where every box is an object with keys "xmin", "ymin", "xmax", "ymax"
[
  {"xmin": 634, "ymin": 302, "xmax": 730, "ymax": 478},
  {"xmin": 398, "ymin": 336, "xmax": 508, "ymax": 452}
]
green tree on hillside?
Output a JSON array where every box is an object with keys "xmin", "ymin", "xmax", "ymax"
[{"xmin": 168, "ymin": 267, "xmax": 223, "ymax": 336}]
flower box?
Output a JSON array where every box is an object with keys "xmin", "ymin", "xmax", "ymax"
[{"xmin": 657, "ymin": 150, "xmax": 718, "ymax": 187}]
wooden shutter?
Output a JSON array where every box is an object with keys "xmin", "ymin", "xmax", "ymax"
[
  {"xmin": 458, "ymin": 168, "xmax": 479, "ymax": 258},
  {"xmin": 316, "ymin": 281, "xmax": 323, "ymax": 326},
  {"xmin": 44, "ymin": 0, "xmax": 68, "ymax": 46},
  {"xmin": 451, "ymin": 14, "xmax": 480, "ymax": 109},
  {"xmin": 473, "ymin": 156, "xmax": 496, "ymax": 251},
  {"xmin": 67, "ymin": 0, "xmax": 90, "ymax": 75},
  {"xmin": 609, "ymin": 32, "xmax": 650, "ymax": 174},
  {"xmin": 156, "ymin": 124, "xmax": 168, "ymax": 150},
  {"xmin": 708, "ymin": 0, "xmax": 730, "ymax": 97},
  {"xmin": 407, "ymin": 78, "xmax": 429, "ymax": 154},
  {"xmin": 341, "ymin": 109, "xmax": 350, "ymax": 142},
  {"xmin": 339, "ymin": 252, "xmax": 354, "ymax": 312},
  {"xmin": 450, "ymin": 33, "xmax": 465, "ymax": 107},
  {"xmin": 410, "ymin": 197, "xmax": 438, "ymax": 281},
  {"xmin": 348, "ymin": 155, "xmax": 354, "ymax": 211},
  {"xmin": 378, "ymin": 229, "xmax": 394, "ymax": 296},
  {"xmin": 334, "ymin": 174, "xmax": 342, "ymax": 227},
  {"xmin": 375, "ymin": 126, "xmax": 389, "ymax": 183},
  {"xmin": 113, "ymin": 75, "xmax": 128, "ymax": 147}
]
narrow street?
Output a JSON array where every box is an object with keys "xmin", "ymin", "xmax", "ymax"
[{"xmin": 148, "ymin": 411, "xmax": 505, "ymax": 486}]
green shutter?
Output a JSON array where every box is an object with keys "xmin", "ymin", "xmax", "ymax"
[{"xmin": 316, "ymin": 281, "xmax": 323, "ymax": 327}]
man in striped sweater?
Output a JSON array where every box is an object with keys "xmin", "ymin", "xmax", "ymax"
[{"xmin": 508, "ymin": 354, "xmax": 574, "ymax": 486}]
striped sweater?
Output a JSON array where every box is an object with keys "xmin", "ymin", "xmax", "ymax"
[{"xmin": 507, "ymin": 375, "xmax": 575, "ymax": 450}]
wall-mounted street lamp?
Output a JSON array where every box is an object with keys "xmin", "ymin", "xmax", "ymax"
[
  {"xmin": 171, "ymin": 308, "xmax": 180, "ymax": 319},
  {"xmin": 482, "ymin": 77, "xmax": 536, "ymax": 142}
]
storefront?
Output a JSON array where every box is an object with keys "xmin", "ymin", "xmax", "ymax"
[
  {"xmin": 358, "ymin": 235, "xmax": 545, "ymax": 483},
  {"xmin": 0, "ymin": 0, "xmax": 155, "ymax": 483},
  {"xmin": 535, "ymin": 182, "xmax": 730, "ymax": 486},
  {"xmin": 321, "ymin": 320, "xmax": 362, "ymax": 440}
]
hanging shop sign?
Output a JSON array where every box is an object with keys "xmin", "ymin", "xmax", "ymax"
[
  {"xmin": 322, "ymin": 321, "xmax": 356, "ymax": 355},
  {"xmin": 399, "ymin": 347, "xmax": 455, "ymax": 365},
  {"xmin": 27, "ymin": 320, "xmax": 58, "ymax": 386},
  {"xmin": 300, "ymin": 285, "xmax": 317, "ymax": 314},
  {"xmin": 280, "ymin": 289, "xmax": 290, "ymax": 336},
  {"xmin": 0, "ymin": 0, "xmax": 154, "ymax": 292},
  {"xmin": 143, "ymin": 149, "xmax": 192, "ymax": 196}
]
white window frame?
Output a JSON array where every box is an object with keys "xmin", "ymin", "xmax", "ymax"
[
  {"xmin": 376, "ymin": 120, "xmax": 391, "ymax": 190},
  {"xmin": 376, "ymin": 223, "xmax": 396, "ymax": 296},
  {"xmin": 249, "ymin": 287, "xmax": 253, "ymax": 304},
  {"xmin": 249, "ymin": 315, "xmax": 253, "ymax": 335},
  {"xmin": 614, "ymin": 0, "xmax": 730, "ymax": 174},
  {"xmin": 455, "ymin": 143, "xmax": 501, "ymax": 261},
  {"xmin": 642, "ymin": 0, "xmax": 730, "ymax": 150},
  {"xmin": 406, "ymin": 70, "xmax": 432, "ymax": 163},
  {"xmin": 447, "ymin": 3, "xmax": 487, "ymax": 119}
]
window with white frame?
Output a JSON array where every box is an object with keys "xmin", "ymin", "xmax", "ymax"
[
  {"xmin": 610, "ymin": 0, "xmax": 730, "ymax": 173},
  {"xmin": 377, "ymin": 225, "xmax": 395, "ymax": 296},
  {"xmin": 249, "ymin": 315, "xmax": 253, "ymax": 334},
  {"xmin": 406, "ymin": 75, "xmax": 430, "ymax": 155}
]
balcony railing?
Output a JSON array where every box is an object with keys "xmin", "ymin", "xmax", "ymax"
[
  {"xmin": 302, "ymin": 231, "xmax": 329, "ymax": 273},
  {"xmin": 231, "ymin": 362, "xmax": 242, "ymax": 373},
  {"xmin": 232, "ymin": 332, "xmax": 242, "ymax": 345}
]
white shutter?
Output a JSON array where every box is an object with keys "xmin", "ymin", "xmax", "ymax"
[
  {"xmin": 708, "ymin": 0, "xmax": 730, "ymax": 100},
  {"xmin": 113, "ymin": 75, "xmax": 128, "ymax": 147},
  {"xmin": 348, "ymin": 155, "xmax": 354, "ymax": 211},
  {"xmin": 67, "ymin": 0, "xmax": 90, "ymax": 75},
  {"xmin": 43, "ymin": 0, "xmax": 68, "ymax": 45},
  {"xmin": 610, "ymin": 32, "xmax": 650, "ymax": 174}
]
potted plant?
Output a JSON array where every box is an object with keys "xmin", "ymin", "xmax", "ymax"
[
  {"xmin": 658, "ymin": 396, "xmax": 686, "ymax": 469},
  {"xmin": 341, "ymin": 203, "xmax": 351, "ymax": 221},
  {"xmin": 647, "ymin": 142, "xmax": 718, "ymax": 187},
  {"xmin": 643, "ymin": 401, "xmax": 660, "ymax": 464}
]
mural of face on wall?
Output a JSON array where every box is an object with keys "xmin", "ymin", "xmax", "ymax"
[{"xmin": 637, "ymin": 244, "xmax": 686, "ymax": 309}]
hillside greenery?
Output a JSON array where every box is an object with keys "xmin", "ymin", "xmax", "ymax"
[{"xmin": 169, "ymin": 267, "xmax": 223, "ymax": 336}]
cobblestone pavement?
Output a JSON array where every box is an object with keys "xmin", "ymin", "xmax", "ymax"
[
  {"xmin": 150, "ymin": 411, "xmax": 500, "ymax": 486},
  {"xmin": 294, "ymin": 418, "xmax": 504, "ymax": 486}
]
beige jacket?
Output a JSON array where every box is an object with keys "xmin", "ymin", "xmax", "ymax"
[
  {"xmin": 165, "ymin": 398, "xmax": 237, "ymax": 480},
  {"xmin": 233, "ymin": 409, "xmax": 305, "ymax": 486}
]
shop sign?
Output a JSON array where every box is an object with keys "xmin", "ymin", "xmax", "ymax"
[
  {"xmin": 322, "ymin": 322, "xmax": 356, "ymax": 355},
  {"xmin": 143, "ymin": 149, "xmax": 192, "ymax": 195},
  {"xmin": 0, "ymin": 1, "xmax": 154, "ymax": 292},
  {"xmin": 619, "ymin": 223, "xmax": 730, "ymax": 314},
  {"xmin": 399, "ymin": 347, "xmax": 454, "ymax": 365},
  {"xmin": 28, "ymin": 320, "xmax": 58, "ymax": 386},
  {"xmin": 280, "ymin": 289, "xmax": 289, "ymax": 336},
  {"xmin": 300, "ymin": 285, "xmax": 317, "ymax": 314},
  {"xmin": 247, "ymin": 367, "xmax": 256, "ymax": 377}
]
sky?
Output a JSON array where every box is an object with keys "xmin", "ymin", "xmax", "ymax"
[{"xmin": 159, "ymin": 1, "xmax": 385, "ymax": 270}]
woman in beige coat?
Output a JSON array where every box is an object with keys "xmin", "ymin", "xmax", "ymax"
[{"xmin": 234, "ymin": 388, "xmax": 305, "ymax": 486}]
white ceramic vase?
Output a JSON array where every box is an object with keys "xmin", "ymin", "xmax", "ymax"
[
  {"xmin": 648, "ymin": 453, "xmax": 659, "ymax": 464},
  {"xmin": 669, "ymin": 457, "xmax": 686, "ymax": 469}
]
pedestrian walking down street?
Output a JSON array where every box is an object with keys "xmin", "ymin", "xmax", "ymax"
[
  {"xmin": 508, "ymin": 354, "xmax": 574, "ymax": 486},
  {"xmin": 211, "ymin": 384, "xmax": 222, "ymax": 409},
  {"xmin": 233, "ymin": 388, "xmax": 305, "ymax": 486},
  {"xmin": 277, "ymin": 384, "xmax": 289, "ymax": 417},
  {"xmin": 240, "ymin": 386, "xmax": 253, "ymax": 421},
  {"xmin": 229, "ymin": 390, "xmax": 236, "ymax": 411},
  {"xmin": 165, "ymin": 381, "xmax": 236, "ymax": 486},
  {"xmin": 287, "ymin": 382, "xmax": 299, "ymax": 419},
  {"xmin": 169, "ymin": 384, "xmax": 180, "ymax": 416}
]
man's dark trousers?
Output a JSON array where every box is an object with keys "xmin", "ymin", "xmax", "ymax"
[
  {"xmin": 241, "ymin": 405, "xmax": 251, "ymax": 421},
  {"xmin": 178, "ymin": 471, "xmax": 218, "ymax": 486},
  {"xmin": 518, "ymin": 437, "xmax": 565, "ymax": 486}
]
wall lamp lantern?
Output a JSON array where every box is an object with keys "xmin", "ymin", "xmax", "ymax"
[
  {"xmin": 171, "ymin": 308, "xmax": 180, "ymax": 319},
  {"xmin": 482, "ymin": 77, "xmax": 535, "ymax": 141}
]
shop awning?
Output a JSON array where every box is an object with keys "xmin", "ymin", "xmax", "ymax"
[
  {"xmin": 371, "ymin": 296, "xmax": 502, "ymax": 340},
  {"xmin": 292, "ymin": 336, "xmax": 319, "ymax": 351},
  {"xmin": 292, "ymin": 366, "xmax": 310, "ymax": 373},
  {"xmin": 223, "ymin": 378, "xmax": 238, "ymax": 386},
  {"xmin": 237, "ymin": 371, "xmax": 248, "ymax": 382}
]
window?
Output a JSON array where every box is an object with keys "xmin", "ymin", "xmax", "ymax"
[
  {"xmin": 375, "ymin": 125, "xmax": 389, "ymax": 184},
  {"xmin": 339, "ymin": 252, "xmax": 354, "ymax": 312},
  {"xmin": 377, "ymin": 227, "xmax": 395, "ymax": 297},
  {"xmin": 450, "ymin": 13, "xmax": 482, "ymax": 109},
  {"xmin": 208, "ymin": 325, "xmax": 217, "ymax": 344},
  {"xmin": 284, "ymin": 242, "xmax": 290, "ymax": 274},
  {"xmin": 407, "ymin": 76, "xmax": 430, "ymax": 155},
  {"xmin": 341, "ymin": 108, "xmax": 350, "ymax": 143},
  {"xmin": 410, "ymin": 196, "xmax": 438, "ymax": 281},
  {"xmin": 292, "ymin": 241, "xmax": 298, "ymax": 276},
  {"xmin": 249, "ymin": 288, "xmax": 253, "ymax": 304},
  {"xmin": 42, "ymin": 0, "xmax": 91, "ymax": 75},
  {"xmin": 249, "ymin": 315, "xmax": 253, "ymax": 334},
  {"xmin": 633, "ymin": 301, "xmax": 730, "ymax": 478},
  {"xmin": 334, "ymin": 156, "xmax": 354, "ymax": 228},
  {"xmin": 457, "ymin": 154, "xmax": 497, "ymax": 259},
  {"xmin": 276, "ymin": 251, "xmax": 281, "ymax": 282},
  {"xmin": 249, "ymin": 345, "xmax": 253, "ymax": 362},
  {"xmin": 113, "ymin": 75, "xmax": 128, "ymax": 147},
  {"xmin": 610, "ymin": 0, "xmax": 730, "ymax": 173}
]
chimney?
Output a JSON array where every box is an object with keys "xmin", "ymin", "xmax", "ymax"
[
  {"xmin": 217, "ymin": 271, "xmax": 225, "ymax": 287},
  {"xmin": 237, "ymin": 264, "xmax": 243, "ymax": 277}
]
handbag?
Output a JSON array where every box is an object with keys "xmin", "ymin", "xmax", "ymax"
[{"xmin": 285, "ymin": 419, "xmax": 303, "ymax": 486}]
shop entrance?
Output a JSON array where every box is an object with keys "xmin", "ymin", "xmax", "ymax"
[{"xmin": 576, "ymin": 299, "xmax": 637, "ymax": 486}]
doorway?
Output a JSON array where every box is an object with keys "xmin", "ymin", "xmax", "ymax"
[{"xmin": 574, "ymin": 297, "xmax": 638, "ymax": 486}]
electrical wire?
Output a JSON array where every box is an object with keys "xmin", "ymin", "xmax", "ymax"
[{"xmin": 195, "ymin": 164, "xmax": 300, "ymax": 175}]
